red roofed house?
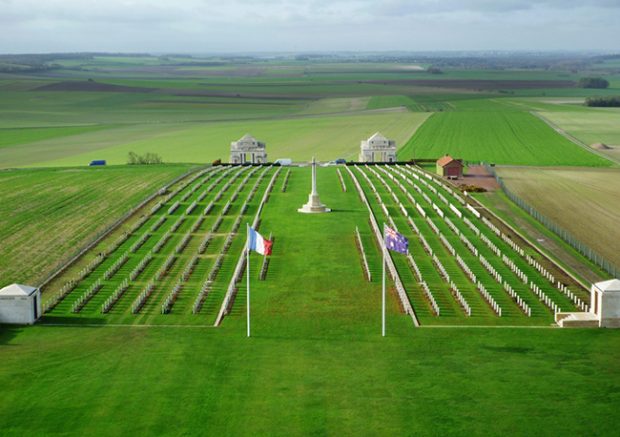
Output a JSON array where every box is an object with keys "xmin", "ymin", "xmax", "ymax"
[{"xmin": 436, "ymin": 155, "xmax": 464, "ymax": 179}]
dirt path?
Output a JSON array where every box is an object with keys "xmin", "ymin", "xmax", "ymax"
[{"xmin": 452, "ymin": 165, "xmax": 500, "ymax": 191}]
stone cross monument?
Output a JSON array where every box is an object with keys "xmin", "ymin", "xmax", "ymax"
[{"xmin": 298, "ymin": 157, "xmax": 331, "ymax": 213}]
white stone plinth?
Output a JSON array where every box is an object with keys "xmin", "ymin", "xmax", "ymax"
[{"xmin": 298, "ymin": 193, "xmax": 331, "ymax": 213}]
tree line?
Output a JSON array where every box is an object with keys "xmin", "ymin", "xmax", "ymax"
[
  {"xmin": 127, "ymin": 152, "xmax": 163, "ymax": 165},
  {"xmin": 578, "ymin": 77, "xmax": 609, "ymax": 89},
  {"xmin": 585, "ymin": 96, "xmax": 620, "ymax": 107}
]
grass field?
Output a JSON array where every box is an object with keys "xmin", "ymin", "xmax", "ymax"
[
  {"xmin": 22, "ymin": 111, "xmax": 428, "ymax": 167},
  {"xmin": 503, "ymin": 98, "xmax": 620, "ymax": 162},
  {"xmin": 496, "ymin": 166, "xmax": 620, "ymax": 271},
  {"xmin": 2, "ymin": 323, "xmax": 620, "ymax": 435},
  {"xmin": 0, "ymin": 125, "xmax": 109, "ymax": 148},
  {"xmin": 539, "ymin": 109, "xmax": 620, "ymax": 145},
  {"xmin": 538, "ymin": 109, "xmax": 620, "ymax": 153},
  {"xmin": 398, "ymin": 100, "xmax": 613, "ymax": 166},
  {"xmin": 0, "ymin": 165, "xmax": 192, "ymax": 288}
]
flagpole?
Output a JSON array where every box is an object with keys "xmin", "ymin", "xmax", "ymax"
[
  {"xmin": 247, "ymin": 223, "xmax": 251, "ymax": 338},
  {"xmin": 382, "ymin": 223, "xmax": 386, "ymax": 337}
]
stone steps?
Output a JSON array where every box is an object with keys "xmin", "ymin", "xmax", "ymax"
[{"xmin": 555, "ymin": 312, "xmax": 599, "ymax": 328}]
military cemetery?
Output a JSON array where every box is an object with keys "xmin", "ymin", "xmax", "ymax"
[
  {"xmin": 2, "ymin": 2, "xmax": 620, "ymax": 434},
  {"xmin": 33, "ymin": 158, "xmax": 595, "ymax": 328}
]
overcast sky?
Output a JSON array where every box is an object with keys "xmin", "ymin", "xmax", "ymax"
[{"xmin": 1, "ymin": 0, "xmax": 619, "ymax": 53}]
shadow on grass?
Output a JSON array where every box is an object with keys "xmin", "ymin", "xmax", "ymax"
[
  {"xmin": 38, "ymin": 315, "xmax": 107, "ymax": 326},
  {"xmin": 0, "ymin": 325, "xmax": 21, "ymax": 346},
  {"xmin": 329, "ymin": 209, "xmax": 360, "ymax": 213}
]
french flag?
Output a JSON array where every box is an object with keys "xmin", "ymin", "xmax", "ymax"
[{"xmin": 248, "ymin": 227, "xmax": 272, "ymax": 256}]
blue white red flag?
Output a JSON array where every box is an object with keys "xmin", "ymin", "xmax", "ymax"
[
  {"xmin": 249, "ymin": 227, "xmax": 272, "ymax": 256},
  {"xmin": 384, "ymin": 225, "xmax": 408, "ymax": 254}
]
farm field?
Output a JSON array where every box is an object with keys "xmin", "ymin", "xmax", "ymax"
[
  {"xmin": 3, "ymin": 55, "xmax": 620, "ymax": 169},
  {"xmin": 42, "ymin": 165, "xmax": 589, "ymax": 328},
  {"xmin": 538, "ymin": 109, "xmax": 620, "ymax": 146},
  {"xmin": 398, "ymin": 100, "xmax": 613, "ymax": 166},
  {"xmin": 495, "ymin": 166, "xmax": 620, "ymax": 271},
  {"xmin": 0, "ymin": 165, "xmax": 192, "ymax": 288},
  {"xmin": 20, "ymin": 111, "xmax": 427, "ymax": 168},
  {"xmin": 537, "ymin": 109, "xmax": 620, "ymax": 159},
  {"xmin": 505, "ymin": 98, "xmax": 620, "ymax": 161}
]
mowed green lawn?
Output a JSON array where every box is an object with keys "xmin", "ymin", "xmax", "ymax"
[
  {"xmin": 399, "ymin": 100, "xmax": 612, "ymax": 166},
  {"xmin": 0, "ymin": 165, "xmax": 192, "ymax": 287},
  {"xmin": 24, "ymin": 111, "xmax": 428, "ymax": 167},
  {"xmin": 2, "ymin": 324, "xmax": 620, "ymax": 436}
]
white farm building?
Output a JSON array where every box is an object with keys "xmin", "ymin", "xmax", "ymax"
[{"xmin": 0, "ymin": 284, "xmax": 42, "ymax": 325}]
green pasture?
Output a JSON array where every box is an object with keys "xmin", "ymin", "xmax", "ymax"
[
  {"xmin": 7, "ymin": 111, "xmax": 427, "ymax": 168},
  {"xmin": 501, "ymin": 98, "xmax": 620, "ymax": 161},
  {"xmin": 0, "ymin": 89, "xmax": 301, "ymax": 128},
  {"xmin": 0, "ymin": 125, "xmax": 108, "ymax": 149},
  {"xmin": 0, "ymin": 165, "xmax": 192, "ymax": 287},
  {"xmin": 399, "ymin": 99, "xmax": 613, "ymax": 166},
  {"xmin": 298, "ymin": 96, "xmax": 371, "ymax": 115},
  {"xmin": 368, "ymin": 95, "xmax": 423, "ymax": 111},
  {"xmin": 537, "ymin": 109, "xmax": 620, "ymax": 146}
]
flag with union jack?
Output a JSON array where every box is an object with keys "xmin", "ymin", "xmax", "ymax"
[{"xmin": 384, "ymin": 225, "xmax": 408, "ymax": 254}]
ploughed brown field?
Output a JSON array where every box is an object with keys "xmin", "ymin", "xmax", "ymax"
[
  {"xmin": 36, "ymin": 80, "xmax": 157, "ymax": 93},
  {"xmin": 496, "ymin": 166, "xmax": 620, "ymax": 270}
]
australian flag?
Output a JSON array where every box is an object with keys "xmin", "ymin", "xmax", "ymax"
[{"xmin": 384, "ymin": 225, "xmax": 408, "ymax": 254}]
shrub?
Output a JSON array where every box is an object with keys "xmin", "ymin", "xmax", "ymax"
[
  {"xmin": 459, "ymin": 184, "xmax": 486, "ymax": 193},
  {"xmin": 585, "ymin": 96, "xmax": 620, "ymax": 107},
  {"xmin": 127, "ymin": 151, "xmax": 163, "ymax": 165}
]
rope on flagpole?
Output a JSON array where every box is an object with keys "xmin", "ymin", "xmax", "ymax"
[
  {"xmin": 247, "ymin": 223, "xmax": 251, "ymax": 338},
  {"xmin": 382, "ymin": 223, "xmax": 386, "ymax": 337}
]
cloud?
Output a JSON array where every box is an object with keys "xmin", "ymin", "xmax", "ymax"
[{"xmin": 0, "ymin": 0, "xmax": 619, "ymax": 52}]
